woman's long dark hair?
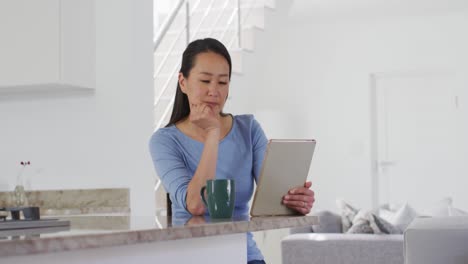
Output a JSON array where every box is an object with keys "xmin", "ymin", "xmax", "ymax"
[{"xmin": 165, "ymin": 38, "xmax": 232, "ymax": 127}]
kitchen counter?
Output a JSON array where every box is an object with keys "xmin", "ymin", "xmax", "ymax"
[{"xmin": 0, "ymin": 213, "xmax": 319, "ymax": 260}]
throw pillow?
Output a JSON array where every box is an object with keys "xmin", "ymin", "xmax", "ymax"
[
  {"xmin": 450, "ymin": 207, "xmax": 468, "ymax": 216},
  {"xmin": 346, "ymin": 210, "xmax": 373, "ymax": 234},
  {"xmin": 423, "ymin": 197, "xmax": 452, "ymax": 217},
  {"xmin": 346, "ymin": 209, "xmax": 402, "ymax": 234},
  {"xmin": 370, "ymin": 213, "xmax": 402, "ymax": 234},
  {"xmin": 379, "ymin": 203, "xmax": 419, "ymax": 232},
  {"xmin": 336, "ymin": 199, "xmax": 359, "ymax": 233}
]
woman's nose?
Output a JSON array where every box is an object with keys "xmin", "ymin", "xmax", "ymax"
[{"xmin": 207, "ymin": 83, "xmax": 219, "ymax": 96}]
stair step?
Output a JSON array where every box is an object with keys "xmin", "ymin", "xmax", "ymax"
[
  {"xmin": 193, "ymin": 0, "xmax": 270, "ymax": 10},
  {"xmin": 155, "ymin": 26, "xmax": 261, "ymax": 57},
  {"xmin": 154, "ymin": 73, "xmax": 178, "ymax": 99},
  {"xmin": 168, "ymin": 5, "xmax": 266, "ymax": 31},
  {"xmin": 154, "ymin": 95, "xmax": 173, "ymax": 103}
]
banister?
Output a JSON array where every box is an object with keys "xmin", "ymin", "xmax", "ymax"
[{"xmin": 153, "ymin": 0, "xmax": 185, "ymax": 52}]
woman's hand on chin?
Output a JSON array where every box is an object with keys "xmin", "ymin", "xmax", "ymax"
[{"xmin": 189, "ymin": 103, "xmax": 221, "ymax": 134}]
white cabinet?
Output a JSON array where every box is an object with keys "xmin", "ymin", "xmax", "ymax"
[{"xmin": 0, "ymin": 0, "xmax": 95, "ymax": 93}]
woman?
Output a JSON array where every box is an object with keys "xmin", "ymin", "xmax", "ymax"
[{"xmin": 149, "ymin": 38, "xmax": 315, "ymax": 264}]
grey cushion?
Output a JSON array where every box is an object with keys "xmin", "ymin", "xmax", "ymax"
[
  {"xmin": 336, "ymin": 199, "xmax": 359, "ymax": 232},
  {"xmin": 311, "ymin": 210, "xmax": 342, "ymax": 233},
  {"xmin": 372, "ymin": 214, "xmax": 402, "ymax": 234},
  {"xmin": 346, "ymin": 209, "xmax": 402, "ymax": 234},
  {"xmin": 289, "ymin": 211, "xmax": 342, "ymax": 234},
  {"xmin": 347, "ymin": 218, "xmax": 374, "ymax": 234}
]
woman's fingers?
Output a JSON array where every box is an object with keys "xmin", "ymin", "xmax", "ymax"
[
  {"xmin": 191, "ymin": 103, "xmax": 215, "ymax": 117},
  {"xmin": 284, "ymin": 194, "xmax": 315, "ymax": 203},
  {"xmin": 283, "ymin": 199, "xmax": 314, "ymax": 215},
  {"xmin": 283, "ymin": 195, "xmax": 315, "ymax": 206},
  {"xmin": 284, "ymin": 202, "xmax": 312, "ymax": 215},
  {"xmin": 289, "ymin": 188, "xmax": 314, "ymax": 198},
  {"xmin": 289, "ymin": 206, "xmax": 311, "ymax": 215},
  {"xmin": 283, "ymin": 199, "xmax": 314, "ymax": 208},
  {"xmin": 282, "ymin": 181, "xmax": 315, "ymax": 215},
  {"xmin": 289, "ymin": 181, "xmax": 313, "ymax": 194},
  {"xmin": 189, "ymin": 103, "xmax": 220, "ymax": 131}
]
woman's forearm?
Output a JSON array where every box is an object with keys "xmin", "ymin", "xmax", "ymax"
[{"xmin": 186, "ymin": 130, "xmax": 220, "ymax": 215}]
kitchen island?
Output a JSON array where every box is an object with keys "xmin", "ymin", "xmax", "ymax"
[{"xmin": 0, "ymin": 214, "xmax": 318, "ymax": 263}]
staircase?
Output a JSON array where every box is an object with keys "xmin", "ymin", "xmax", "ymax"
[{"xmin": 153, "ymin": 0, "xmax": 281, "ymax": 131}]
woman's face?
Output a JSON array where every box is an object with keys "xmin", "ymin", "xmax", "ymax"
[{"xmin": 179, "ymin": 51, "xmax": 230, "ymax": 115}]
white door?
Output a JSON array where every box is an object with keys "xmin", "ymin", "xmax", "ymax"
[{"xmin": 373, "ymin": 71, "xmax": 466, "ymax": 212}]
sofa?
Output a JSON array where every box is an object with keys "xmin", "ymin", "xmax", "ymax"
[
  {"xmin": 281, "ymin": 211, "xmax": 404, "ymax": 264},
  {"xmin": 405, "ymin": 216, "xmax": 468, "ymax": 264},
  {"xmin": 282, "ymin": 197, "xmax": 468, "ymax": 264}
]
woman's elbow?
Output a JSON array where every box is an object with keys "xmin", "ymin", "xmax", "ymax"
[{"xmin": 187, "ymin": 204, "xmax": 205, "ymax": 216}]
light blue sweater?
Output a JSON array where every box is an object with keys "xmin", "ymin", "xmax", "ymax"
[{"xmin": 149, "ymin": 114, "xmax": 268, "ymax": 261}]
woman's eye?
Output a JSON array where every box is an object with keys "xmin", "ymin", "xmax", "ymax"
[
  {"xmin": 201, "ymin": 80, "xmax": 210, "ymax": 83},
  {"xmin": 219, "ymin": 82, "xmax": 227, "ymax": 85}
]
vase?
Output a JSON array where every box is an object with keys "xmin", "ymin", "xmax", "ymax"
[
  {"xmin": 14, "ymin": 185, "xmax": 27, "ymax": 207},
  {"xmin": 14, "ymin": 161, "xmax": 30, "ymax": 207}
]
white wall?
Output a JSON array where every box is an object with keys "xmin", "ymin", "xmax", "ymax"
[
  {"xmin": 229, "ymin": 6, "xmax": 468, "ymax": 212},
  {"xmin": 0, "ymin": 0, "xmax": 156, "ymax": 217},
  {"xmin": 2, "ymin": 0, "xmax": 467, "ymax": 220}
]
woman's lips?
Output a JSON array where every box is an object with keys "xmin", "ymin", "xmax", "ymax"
[{"xmin": 205, "ymin": 102, "xmax": 219, "ymax": 107}]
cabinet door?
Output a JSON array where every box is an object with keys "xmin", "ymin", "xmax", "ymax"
[{"xmin": 0, "ymin": 0, "xmax": 60, "ymax": 87}]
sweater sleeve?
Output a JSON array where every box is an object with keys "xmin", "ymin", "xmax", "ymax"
[
  {"xmin": 149, "ymin": 130, "xmax": 191, "ymax": 213},
  {"xmin": 251, "ymin": 117, "xmax": 268, "ymax": 184}
]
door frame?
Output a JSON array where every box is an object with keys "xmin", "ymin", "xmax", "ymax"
[{"xmin": 369, "ymin": 69, "xmax": 457, "ymax": 209}]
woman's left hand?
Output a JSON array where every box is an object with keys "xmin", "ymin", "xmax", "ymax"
[{"xmin": 282, "ymin": 181, "xmax": 315, "ymax": 215}]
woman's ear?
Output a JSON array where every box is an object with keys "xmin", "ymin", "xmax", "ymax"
[{"xmin": 178, "ymin": 73, "xmax": 187, "ymax": 94}]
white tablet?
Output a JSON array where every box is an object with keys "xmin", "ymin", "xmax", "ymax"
[{"xmin": 250, "ymin": 139, "xmax": 316, "ymax": 217}]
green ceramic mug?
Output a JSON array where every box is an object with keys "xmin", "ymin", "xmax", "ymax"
[{"xmin": 200, "ymin": 179, "xmax": 235, "ymax": 219}]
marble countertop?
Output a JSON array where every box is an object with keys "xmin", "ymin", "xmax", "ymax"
[{"xmin": 0, "ymin": 213, "xmax": 318, "ymax": 258}]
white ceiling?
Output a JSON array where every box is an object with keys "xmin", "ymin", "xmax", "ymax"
[{"xmin": 288, "ymin": 0, "xmax": 468, "ymax": 21}]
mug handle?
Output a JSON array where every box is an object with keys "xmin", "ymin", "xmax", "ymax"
[{"xmin": 200, "ymin": 186, "xmax": 208, "ymax": 207}]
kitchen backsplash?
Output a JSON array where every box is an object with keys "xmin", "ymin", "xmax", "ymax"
[{"xmin": 0, "ymin": 188, "xmax": 130, "ymax": 215}]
